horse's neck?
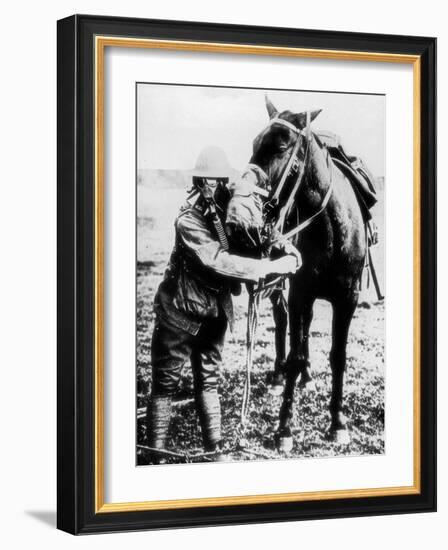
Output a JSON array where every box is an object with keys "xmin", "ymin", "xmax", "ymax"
[
  {"xmin": 298, "ymin": 135, "xmax": 332, "ymax": 208},
  {"xmin": 301, "ymin": 136, "xmax": 365, "ymax": 237}
]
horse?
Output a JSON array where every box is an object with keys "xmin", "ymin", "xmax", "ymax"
[{"xmin": 225, "ymin": 96, "xmax": 367, "ymax": 451}]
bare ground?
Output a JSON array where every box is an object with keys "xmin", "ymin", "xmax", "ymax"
[{"xmin": 136, "ymin": 230, "xmax": 385, "ymax": 465}]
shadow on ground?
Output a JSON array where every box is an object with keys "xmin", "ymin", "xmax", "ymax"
[{"xmin": 25, "ymin": 510, "xmax": 56, "ymax": 528}]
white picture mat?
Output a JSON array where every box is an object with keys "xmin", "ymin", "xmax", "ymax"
[{"xmin": 104, "ymin": 45, "xmax": 414, "ymax": 504}]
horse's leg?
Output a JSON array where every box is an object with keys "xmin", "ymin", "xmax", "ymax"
[
  {"xmin": 328, "ymin": 295, "xmax": 358, "ymax": 444},
  {"xmin": 288, "ymin": 276, "xmax": 315, "ymax": 391},
  {"xmin": 297, "ymin": 301, "xmax": 314, "ymax": 390},
  {"xmin": 275, "ymin": 279, "xmax": 315, "ymax": 451},
  {"xmin": 266, "ymin": 289, "xmax": 288, "ymax": 395}
]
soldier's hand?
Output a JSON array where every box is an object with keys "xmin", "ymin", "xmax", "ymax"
[
  {"xmin": 271, "ymin": 254, "xmax": 299, "ymax": 276},
  {"xmin": 282, "ymin": 242, "xmax": 302, "ymax": 269}
]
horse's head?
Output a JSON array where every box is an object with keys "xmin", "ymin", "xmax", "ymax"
[
  {"xmin": 225, "ymin": 96, "xmax": 322, "ymax": 253},
  {"xmin": 251, "ymin": 96, "xmax": 322, "ymax": 205}
]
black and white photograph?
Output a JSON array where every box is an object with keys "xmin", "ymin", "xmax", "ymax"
[
  {"xmin": 0, "ymin": 1, "xmax": 440, "ymax": 541},
  {"xmin": 54, "ymin": 6, "xmax": 438, "ymax": 536},
  {"xmin": 136, "ymin": 83, "xmax": 385, "ymax": 466}
]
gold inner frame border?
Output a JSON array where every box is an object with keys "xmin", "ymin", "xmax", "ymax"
[{"xmin": 94, "ymin": 35, "xmax": 421, "ymax": 514}]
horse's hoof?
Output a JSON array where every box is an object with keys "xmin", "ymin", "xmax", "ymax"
[
  {"xmin": 275, "ymin": 435, "xmax": 293, "ymax": 453},
  {"xmin": 328, "ymin": 428, "xmax": 350, "ymax": 445},
  {"xmin": 267, "ymin": 369, "xmax": 284, "ymax": 384},
  {"xmin": 268, "ymin": 383, "xmax": 284, "ymax": 397},
  {"xmin": 298, "ymin": 367, "xmax": 314, "ymax": 391},
  {"xmin": 299, "ymin": 379, "xmax": 316, "ymax": 392}
]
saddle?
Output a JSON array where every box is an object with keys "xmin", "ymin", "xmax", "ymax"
[{"xmin": 316, "ymin": 131, "xmax": 378, "ymax": 221}]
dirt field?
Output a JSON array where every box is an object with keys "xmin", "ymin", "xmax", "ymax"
[{"xmin": 136, "ymin": 181, "xmax": 385, "ymax": 465}]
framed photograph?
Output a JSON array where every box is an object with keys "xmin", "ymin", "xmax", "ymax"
[{"xmin": 57, "ymin": 15, "xmax": 436, "ymax": 534}]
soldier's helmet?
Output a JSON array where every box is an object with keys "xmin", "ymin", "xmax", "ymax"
[{"xmin": 191, "ymin": 146, "xmax": 234, "ymax": 180}]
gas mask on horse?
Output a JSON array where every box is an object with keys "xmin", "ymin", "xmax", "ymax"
[{"xmin": 224, "ymin": 165, "xmax": 270, "ymax": 255}]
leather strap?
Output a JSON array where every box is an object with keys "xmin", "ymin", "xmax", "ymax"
[
  {"xmin": 253, "ymin": 185, "xmax": 269, "ymax": 198},
  {"xmin": 270, "ymin": 136, "xmax": 302, "ymax": 205},
  {"xmin": 282, "ymin": 160, "xmax": 334, "ymax": 240},
  {"xmin": 273, "ymin": 112, "xmax": 312, "ymax": 230},
  {"xmin": 274, "ymin": 138, "xmax": 310, "ymax": 231},
  {"xmin": 270, "ymin": 117, "xmax": 303, "ymax": 134}
]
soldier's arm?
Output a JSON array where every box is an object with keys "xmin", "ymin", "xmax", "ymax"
[{"xmin": 176, "ymin": 209, "xmax": 298, "ymax": 283}]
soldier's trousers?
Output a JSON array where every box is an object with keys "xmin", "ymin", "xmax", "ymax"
[
  {"xmin": 148, "ymin": 309, "xmax": 227, "ymax": 450},
  {"xmin": 151, "ymin": 310, "xmax": 227, "ymax": 396}
]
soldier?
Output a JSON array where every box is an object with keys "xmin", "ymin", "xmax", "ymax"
[{"xmin": 146, "ymin": 146, "xmax": 301, "ymax": 462}]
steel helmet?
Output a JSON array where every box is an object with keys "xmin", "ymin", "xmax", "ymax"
[{"xmin": 191, "ymin": 146, "xmax": 234, "ymax": 179}]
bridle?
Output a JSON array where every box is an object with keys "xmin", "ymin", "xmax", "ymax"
[{"xmin": 250, "ymin": 111, "xmax": 334, "ymax": 243}]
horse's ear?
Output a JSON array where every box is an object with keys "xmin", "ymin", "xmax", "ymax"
[
  {"xmin": 310, "ymin": 109, "xmax": 322, "ymax": 123},
  {"xmin": 294, "ymin": 109, "xmax": 322, "ymax": 129},
  {"xmin": 265, "ymin": 95, "xmax": 278, "ymax": 119}
]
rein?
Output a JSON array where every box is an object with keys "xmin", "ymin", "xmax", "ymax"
[{"xmin": 282, "ymin": 159, "xmax": 334, "ymax": 241}]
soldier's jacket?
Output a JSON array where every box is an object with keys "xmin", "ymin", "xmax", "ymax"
[{"xmin": 154, "ymin": 202, "xmax": 267, "ymax": 336}]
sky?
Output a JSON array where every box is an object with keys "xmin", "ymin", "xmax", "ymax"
[{"xmin": 137, "ymin": 83, "xmax": 385, "ymax": 177}]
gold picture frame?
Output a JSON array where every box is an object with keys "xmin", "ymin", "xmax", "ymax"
[{"xmin": 58, "ymin": 15, "xmax": 436, "ymax": 534}]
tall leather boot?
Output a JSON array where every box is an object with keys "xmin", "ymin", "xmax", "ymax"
[
  {"xmin": 195, "ymin": 390, "xmax": 225, "ymax": 460},
  {"xmin": 146, "ymin": 395, "xmax": 172, "ymax": 463}
]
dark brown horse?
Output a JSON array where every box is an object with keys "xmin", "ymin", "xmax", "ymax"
[{"xmin": 226, "ymin": 97, "xmax": 367, "ymax": 450}]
